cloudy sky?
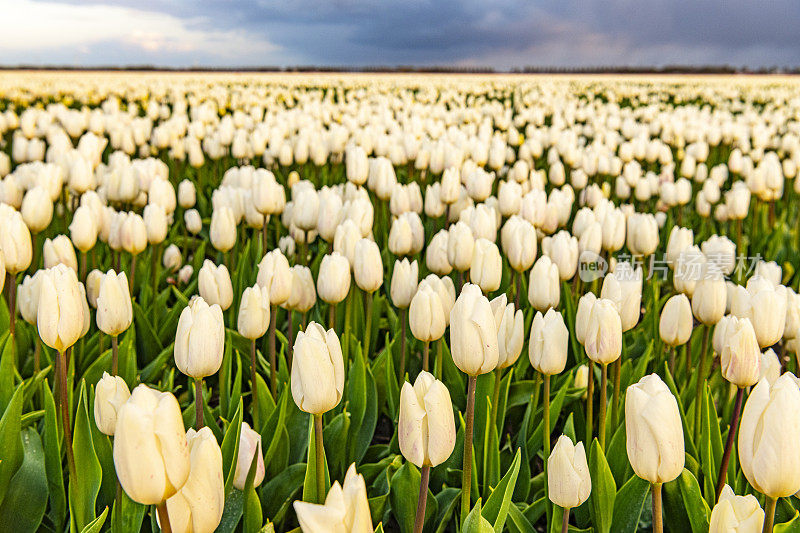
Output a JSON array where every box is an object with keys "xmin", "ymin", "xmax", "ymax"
[{"xmin": 2, "ymin": 0, "xmax": 799, "ymax": 69}]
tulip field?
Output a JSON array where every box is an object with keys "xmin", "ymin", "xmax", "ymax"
[{"xmin": 3, "ymin": 71, "xmax": 800, "ymax": 533}]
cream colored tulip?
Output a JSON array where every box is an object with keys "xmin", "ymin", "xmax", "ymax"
[
  {"xmin": 174, "ymin": 297, "xmax": 225, "ymax": 379},
  {"xmin": 237, "ymin": 284, "xmax": 270, "ymax": 340},
  {"xmin": 233, "ymin": 422, "xmax": 265, "ymax": 490},
  {"xmin": 354, "ymin": 238, "xmax": 383, "ymax": 293},
  {"xmin": 198, "ymin": 260, "xmax": 233, "ymax": 311},
  {"xmin": 409, "ymin": 284, "xmax": 447, "ymax": 343},
  {"xmin": 165, "ymin": 427, "xmax": 224, "ymax": 533},
  {"xmin": 625, "ymin": 374, "xmax": 685, "ymax": 484},
  {"xmin": 257, "ymin": 249, "xmax": 292, "ymax": 305},
  {"xmin": 659, "ymin": 294, "xmax": 693, "ymax": 347},
  {"xmin": 584, "ymin": 298, "xmax": 622, "ymax": 365},
  {"xmin": 548, "ymin": 435, "xmax": 591, "ymax": 509},
  {"xmin": 114, "ymin": 384, "xmax": 191, "ymax": 505},
  {"xmin": 738, "ymin": 374, "xmax": 800, "ymax": 498},
  {"xmin": 390, "ymin": 258, "xmax": 418, "ymax": 309},
  {"xmin": 317, "ymin": 252, "xmax": 351, "ymax": 305},
  {"xmin": 449, "ymin": 283, "xmax": 498, "ymax": 376},
  {"xmin": 529, "ymin": 308, "xmax": 569, "ymax": 375},
  {"xmin": 528, "ymin": 255, "xmax": 560, "ymax": 312},
  {"xmin": 293, "ymin": 463, "xmax": 373, "ymax": 533},
  {"xmin": 709, "ymin": 485, "xmax": 764, "ymax": 533},
  {"xmin": 37, "ymin": 264, "xmax": 85, "ymax": 352},
  {"xmin": 96, "ymin": 270, "xmax": 133, "ymax": 336},
  {"xmin": 291, "ymin": 322, "xmax": 345, "ymax": 414},
  {"xmin": 94, "ymin": 372, "xmax": 131, "ymax": 436},
  {"xmin": 399, "ymin": 371, "xmax": 456, "ymax": 467}
]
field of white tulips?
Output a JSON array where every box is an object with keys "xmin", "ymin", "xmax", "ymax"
[{"xmin": 2, "ymin": 71, "xmax": 800, "ymax": 533}]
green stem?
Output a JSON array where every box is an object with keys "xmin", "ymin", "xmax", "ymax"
[
  {"xmin": 652, "ymin": 483, "xmax": 663, "ymax": 533},
  {"xmin": 58, "ymin": 350, "xmax": 76, "ymax": 481},
  {"xmin": 586, "ymin": 359, "xmax": 594, "ymax": 444},
  {"xmin": 111, "ymin": 335, "xmax": 119, "ymax": 376},
  {"xmin": 599, "ymin": 363, "xmax": 608, "ymax": 450},
  {"xmin": 694, "ymin": 325, "xmax": 710, "ymax": 442},
  {"xmin": 543, "ymin": 373, "xmax": 551, "ymax": 459},
  {"xmin": 314, "ymin": 413, "xmax": 325, "ymax": 504},
  {"xmin": 364, "ymin": 291, "xmax": 374, "ymax": 357},
  {"xmin": 399, "ymin": 309, "xmax": 407, "ymax": 383},
  {"xmin": 194, "ymin": 378, "xmax": 204, "ymax": 429},
  {"xmin": 561, "ymin": 507, "xmax": 570, "ymax": 533},
  {"xmin": 461, "ymin": 376, "xmax": 477, "ymax": 525},
  {"xmin": 764, "ymin": 497, "xmax": 777, "ymax": 533},
  {"xmin": 715, "ymin": 387, "xmax": 744, "ymax": 500},
  {"xmin": 490, "ymin": 368, "xmax": 502, "ymax": 435},
  {"xmin": 251, "ymin": 339, "xmax": 259, "ymax": 429},
  {"xmin": 269, "ymin": 305, "xmax": 277, "ymax": 399},
  {"xmin": 422, "ymin": 340, "xmax": 430, "ymax": 372},
  {"xmin": 611, "ymin": 356, "xmax": 621, "ymax": 431},
  {"xmin": 413, "ymin": 465, "xmax": 431, "ymax": 533}
]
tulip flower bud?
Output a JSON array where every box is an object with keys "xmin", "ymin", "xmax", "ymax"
[
  {"xmin": 692, "ymin": 269, "xmax": 727, "ymax": 325},
  {"xmin": 69, "ymin": 205, "xmax": 98, "ymax": 253},
  {"xmin": 178, "ymin": 179, "xmax": 196, "ymax": 209},
  {"xmin": 43, "ymin": 234, "xmax": 78, "ymax": 273},
  {"xmin": 719, "ymin": 316, "xmax": 761, "ymax": 388},
  {"xmin": 17, "ymin": 270, "xmax": 45, "ymax": 324},
  {"xmin": 96, "ymin": 270, "xmax": 133, "ymax": 336},
  {"xmin": 574, "ymin": 365, "xmax": 589, "ymax": 390},
  {"xmin": 293, "ymin": 463, "xmax": 373, "ymax": 533},
  {"xmin": 178, "ymin": 265, "xmax": 194, "ymax": 284},
  {"xmin": 143, "ymin": 203, "xmax": 168, "ymax": 245},
  {"xmin": 449, "ymin": 283, "xmax": 498, "ymax": 376},
  {"xmin": 709, "ymin": 485, "xmax": 764, "ymax": 533},
  {"xmin": 425, "ymin": 229, "xmax": 452, "ymax": 276},
  {"xmin": 739, "ymin": 374, "xmax": 800, "ymax": 498},
  {"xmin": 388, "ymin": 215, "xmax": 413, "ymax": 256},
  {"xmin": 317, "ymin": 252, "xmax": 351, "ymax": 305},
  {"xmin": 625, "ymin": 374, "xmax": 685, "ymax": 484},
  {"xmin": 210, "ymin": 206, "xmax": 236, "ymax": 253},
  {"xmin": 529, "ymin": 308, "xmax": 569, "ymax": 375},
  {"xmin": 165, "ymin": 427, "xmax": 224, "ymax": 533},
  {"xmin": 21, "ymin": 186, "xmax": 53, "ymax": 234},
  {"xmin": 419, "ymin": 274, "xmax": 456, "ymax": 324},
  {"xmin": 119, "ymin": 212, "xmax": 147, "ymax": 256},
  {"xmin": 666, "ymin": 226, "xmax": 694, "ymax": 266},
  {"xmin": 232, "ymin": 422, "xmax": 265, "ymax": 490},
  {"xmin": 198, "ymin": 260, "xmax": 233, "ymax": 311},
  {"xmin": 626, "ymin": 213, "xmax": 659, "ymax": 256},
  {"xmin": 501, "ymin": 216, "xmax": 537, "ymax": 273},
  {"xmin": 316, "ymin": 188, "xmax": 343, "ymax": 242},
  {"xmin": 94, "ymin": 372, "xmax": 131, "ymax": 436},
  {"xmin": 175, "ymin": 297, "xmax": 225, "ymax": 379},
  {"xmin": 291, "ymin": 322, "xmax": 344, "ymax": 414},
  {"xmin": 292, "ymin": 186, "xmax": 319, "ymax": 232},
  {"xmin": 333, "ymin": 219, "xmax": 361, "ymax": 266},
  {"xmin": 184, "ymin": 209, "xmax": 202, "ymax": 235},
  {"xmin": 390, "ymin": 258, "xmax": 418, "ymax": 309},
  {"xmin": 399, "ymin": 371, "xmax": 456, "ymax": 468},
  {"xmin": 528, "ymin": 255, "xmax": 560, "ymax": 312},
  {"xmin": 257, "ymin": 249, "xmax": 292, "ymax": 306},
  {"xmin": 584, "ymin": 298, "xmax": 622, "ymax": 365},
  {"xmin": 490, "ymin": 295, "xmax": 524, "ymax": 369},
  {"xmin": 659, "ymin": 294, "xmax": 693, "ymax": 347},
  {"xmin": 0, "ymin": 205, "xmax": 32, "ymax": 274},
  {"xmin": 409, "ymin": 284, "xmax": 447, "ymax": 343},
  {"xmin": 746, "ymin": 281, "xmax": 788, "ymax": 348},
  {"xmin": 162, "ymin": 244, "xmax": 182, "ymax": 272},
  {"xmin": 447, "ymin": 221, "xmax": 474, "ymax": 272},
  {"xmin": 114, "ymin": 384, "xmax": 191, "ymax": 505},
  {"xmin": 346, "ymin": 145, "xmax": 369, "ymax": 185},
  {"xmin": 287, "ymin": 265, "xmax": 316, "ymax": 313},
  {"xmin": 702, "ymin": 235, "xmax": 736, "ymax": 276},
  {"xmin": 575, "ymin": 292, "xmax": 597, "ymax": 345},
  {"xmin": 600, "ymin": 261, "xmax": 642, "ymax": 332},
  {"xmin": 601, "ymin": 208, "xmax": 625, "ymax": 252},
  {"xmin": 237, "ymin": 284, "xmax": 270, "ymax": 340},
  {"xmin": 760, "ymin": 348, "xmax": 781, "ymax": 385},
  {"xmin": 85, "ymin": 269, "xmax": 103, "ymax": 308},
  {"xmin": 354, "ymin": 238, "xmax": 383, "ymax": 293},
  {"xmin": 547, "ymin": 435, "xmax": 591, "ymax": 509},
  {"xmin": 37, "ymin": 264, "xmax": 85, "ymax": 352},
  {"xmin": 545, "ymin": 231, "xmax": 579, "ymax": 281},
  {"xmin": 470, "ymin": 238, "xmax": 501, "ymax": 293}
]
